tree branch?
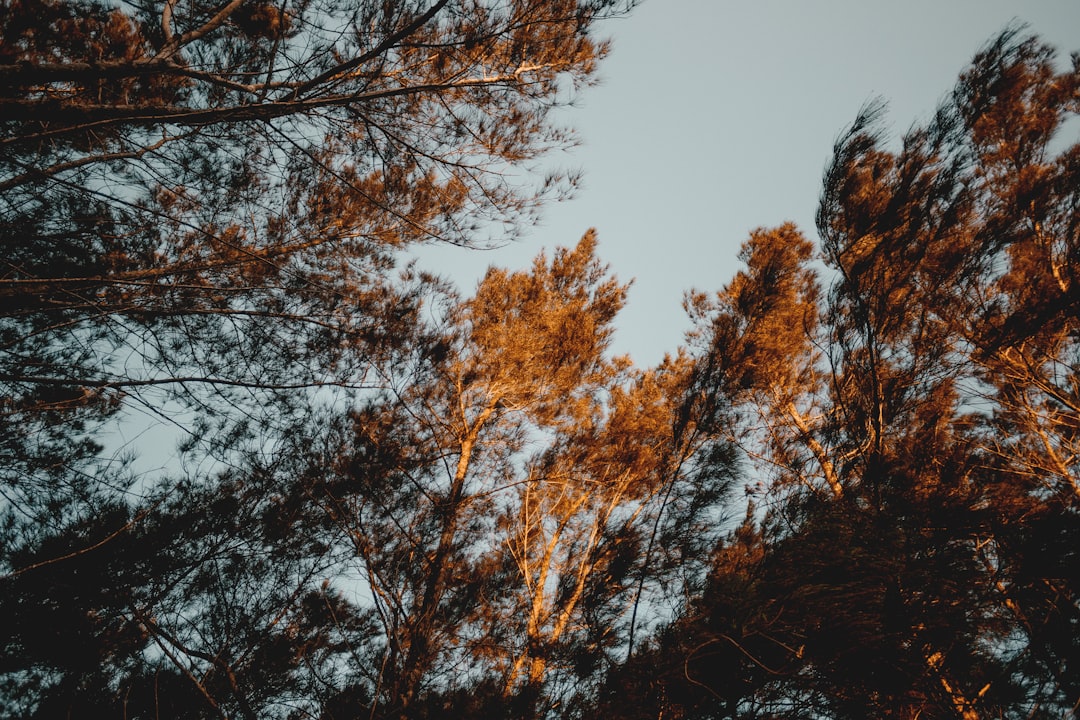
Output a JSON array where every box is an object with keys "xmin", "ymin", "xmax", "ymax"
[
  {"xmin": 286, "ymin": 0, "xmax": 452, "ymax": 100},
  {"xmin": 1, "ymin": 73, "xmax": 526, "ymax": 148}
]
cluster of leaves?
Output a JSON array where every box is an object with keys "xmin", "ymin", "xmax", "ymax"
[{"xmin": 3, "ymin": 2, "xmax": 1079, "ymax": 717}]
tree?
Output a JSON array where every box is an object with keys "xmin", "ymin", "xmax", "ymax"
[
  {"xmin": 812, "ymin": 28, "xmax": 1080, "ymax": 716},
  {"xmin": 1, "ymin": 2, "xmax": 642, "ymax": 716},
  {"xmin": 497, "ymin": 353, "xmax": 734, "ymax": 716},
  {"xmin": 305, "ymin": 234, "xmax": 733, "ymax": 719},
  {"xmin": 684, "ymin": 223, "xmax": 835, "ymax": 498},
  {"xmin": 0, "ymin": 0, "xmax": 631, "ymax": 526},
  {"xmin": 591, "ymin": 27, "xmax": 1080, "ymax": 720},
  {"xmin": 337, "ymin": 233, "xmax": 635, "ymax": 717}
]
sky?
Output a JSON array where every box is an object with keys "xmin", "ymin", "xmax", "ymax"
[{"xmin": 414, "ymin": 0, "xmax": 1080, "ymax": 367}]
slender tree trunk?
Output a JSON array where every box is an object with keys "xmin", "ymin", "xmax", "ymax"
[{"xmin": 395, "ymin": 405, "xmax": 493, "ymax": 718}]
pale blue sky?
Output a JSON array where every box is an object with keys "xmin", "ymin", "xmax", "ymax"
[{"xmin": 415, "ymin": 0, "xmax": 1080, "ymax": 366}]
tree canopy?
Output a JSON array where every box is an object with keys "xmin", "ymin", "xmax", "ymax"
[
  {"xmin": 594, "ymin": 27, "xmax": 1080, "ymax": 720},
  {"xmin": 1, "ymin": 0, "xmax": 630, "ymax": 483},
  {"xmin": 3, "ymin": 9, "xmax": 1080, "ymax": 720}
]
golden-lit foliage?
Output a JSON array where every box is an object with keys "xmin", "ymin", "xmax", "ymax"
[
  {"xmin": 701, "ymin": 222, "xmax": 820, "ymax": 398},
  {"xmin": 458, "ymin": 229, "xmax": 628, "ymax": 427}
]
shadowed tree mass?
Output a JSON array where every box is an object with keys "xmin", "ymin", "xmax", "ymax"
[{"xmin": 2, "ymin": 6, "xmax": 1079, "ymax": 719}]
